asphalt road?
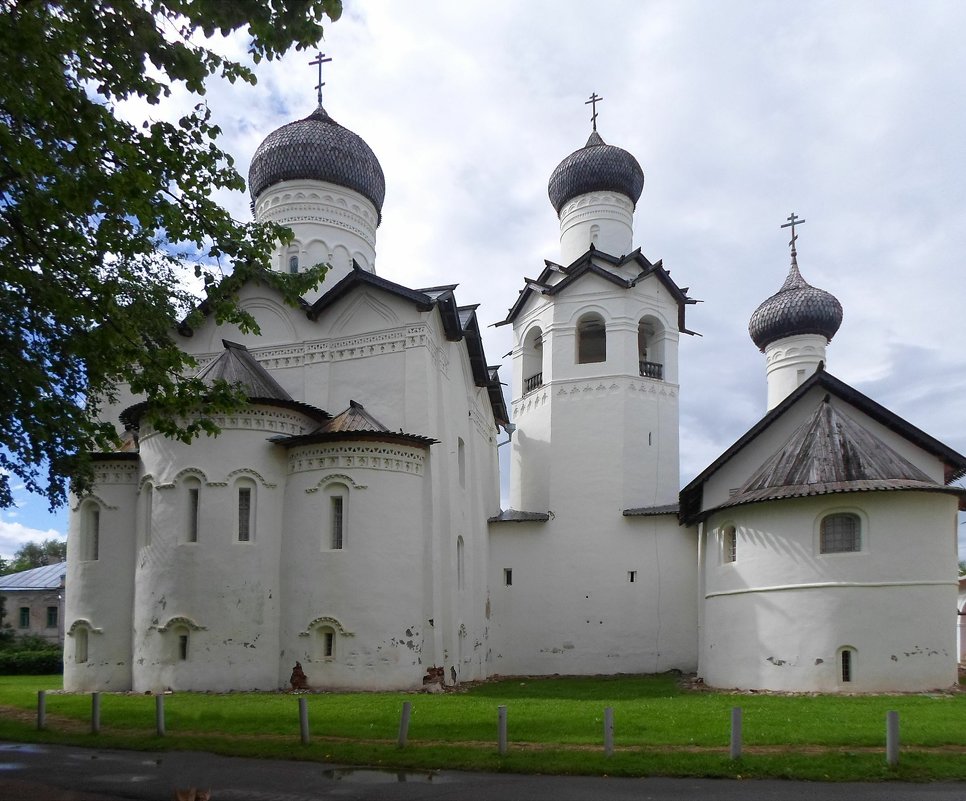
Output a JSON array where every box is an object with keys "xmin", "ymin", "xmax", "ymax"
[{"xmin": 2, "ymin": 742, "xmax": 966, "ymax": 801}]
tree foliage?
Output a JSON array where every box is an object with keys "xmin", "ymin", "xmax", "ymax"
[
  {"xmin": 3, "ymin": 538, "xmax": 67, "ymax": 573},
  {"xmin": 0, "ymin": 0, "xmax": 341, "ymax": 510}
]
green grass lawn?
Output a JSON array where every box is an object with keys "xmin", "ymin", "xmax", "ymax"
[{"xmin": 0, "ymin": 673, "xmax": 963, "ymax": 782}]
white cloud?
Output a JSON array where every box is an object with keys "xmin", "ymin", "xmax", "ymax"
[{"xmin": 0, "ymin": 520, "xmax": 64, "ymax": 562}]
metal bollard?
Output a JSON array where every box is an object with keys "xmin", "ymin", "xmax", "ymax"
[
  {"xmin": 91, "ymin": 692, "xmax": 101, "ymax": 734},
  {"xmin": 37, "ymin": 690, "xmax": 46, "ymax": 730},
  {"xmin": 729, "ymin": 707, "xmax": 742, "ymax": 760},
  {"xmin": 497, "ymin": 705, "xmax": 508, "ymax": 755},
  {"xmin": 603, "ymin": 706, "xmax": 614, "ymax": 757},
  {"xmin": 155, "ymin": 694, "xmax": 165, "ymax": 737},
  {"xmin": 299, "ymin": 697, "xmax": 310, "ymax": 745},
  {"xmin": 398, "ymin": 701, "xmax": 412, "ymax": 748},
  {"xmin": 886, "ymin": 710, "xmax": 900, "ymax": 766}
]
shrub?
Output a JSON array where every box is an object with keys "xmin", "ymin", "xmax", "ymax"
[{"xmin": 0, "ymin": 650, "xmax": 63, "ymax": 675}]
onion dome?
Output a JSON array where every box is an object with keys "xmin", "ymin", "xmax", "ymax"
[
  {"xmin": 248, "ymin": 104, "xmax": 386, "ymax": 222},
  {"xmin": 548, "ymin": 130, "xmax": 644, "ymax": 215},
  {"xmin": 749, "ymin": 253, "xmax": 843, "ymax": 350}
]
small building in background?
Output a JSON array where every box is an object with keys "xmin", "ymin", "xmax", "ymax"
[{"xmin": 0, "ymin": 562, "xmax": 66, "ymax": 645}]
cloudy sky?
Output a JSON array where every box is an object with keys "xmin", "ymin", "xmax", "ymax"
[{"xmin": 3, "ymin": 0, "xmax": 965, "ymax": 560}]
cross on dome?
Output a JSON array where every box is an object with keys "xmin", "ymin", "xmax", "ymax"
[
  {"xmin": 585, "ymin": 92, "xmax": 604, "ymax": 132},
  {"xmin": 780, "ymin": 212, "xmax": 805, "ymax": 257},
  {"xmin": 309, "ymin": 51, "xmax": 332, "ymax": 105}
]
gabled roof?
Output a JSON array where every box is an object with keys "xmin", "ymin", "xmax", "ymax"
[
  {"xmin": 308, "ymin": 263, "xmax": 435, "ymax": 319},
  {"xmin": 497, "ymin": 246, "xmax": 699, "ymax": 334},
  {"xmin": 0, "ymin": 562, "xmax": 66, "ymax": 591},
  {"xmin": 270, "ymin": 399, "xmax": 437, "ymax": 449},
  {"xmin": 680, "ymin": 368, "xmax": 966, "ymax": 525},
  {"xmin": 715, "ymin": 399, "xmax": 964, "ymax": 513}
]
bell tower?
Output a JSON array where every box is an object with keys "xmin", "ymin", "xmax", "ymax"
[{"xmin": 500, "ymin": 100, "xmax": 696, "ymax": 516}]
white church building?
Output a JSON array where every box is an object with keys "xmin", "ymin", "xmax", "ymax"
[{"xmin": 64, "ymin": 85, "xmax": 966, "ymax": 695}]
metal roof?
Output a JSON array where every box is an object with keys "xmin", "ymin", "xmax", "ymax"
[
  {"xmin": 498, "ymin": 247, "xmax": 699, "ymax": 334},
  {"xmin": 271, "ymin": 400, "xmax": 437, "ymax": 449},
  {"xmin": 0, "ymin": 562, "xmax": 66, "ymax": 591},
  {"xmin": 548, "ymin": 130, "xmax": 644, "ymax": 215},
  {"xmin": 248, "ymin": 104, "xmax": 385, "ymax": 221}
]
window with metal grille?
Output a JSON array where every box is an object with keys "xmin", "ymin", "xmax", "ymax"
[
  {"xmin": 821, "ymin": 513, "xmax": 860, "ymax": 553},
  {"xmin": 323, "ymin": 630, "xmax": 334, "ymax": 658},
  {"xmin": 238, "ymin": 487, "xmax": 252, "ymax": 542},
  {"xmin": 331, "ymin": 496, "xmax": 344, "ymax": 549},
  {"xmin": 186, "ymin": 481, "xmax": 200, "ymax": 543},
  {"xmin": 723, "ymin": 526, "xmax": 737, "ymax": 563}
]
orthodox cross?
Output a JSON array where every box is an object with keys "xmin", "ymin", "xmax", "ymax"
[
  {"xmin": 309, "ymin": 52, "xmax": 332, "ymax": 104},
  {"xmin": 585, "ymin": 92, "xmax": 604, "ymax": 132},
  {"xmin": 780, "ymin": 212, "xmax": 805, "ymax": 251}
]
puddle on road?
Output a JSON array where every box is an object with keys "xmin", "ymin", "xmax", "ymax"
[
  {"xmin": 0, "ymin": 762, "xmax": 26, "ymax": 770},
  {"xmin": 321, "ymin": 767, "xmax": 442, "ymax": 784},
  {"xmin": 0, "ymin": 743, "xmax": 47, "ymax": 754}
]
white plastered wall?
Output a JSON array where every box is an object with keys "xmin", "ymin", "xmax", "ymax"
[{"xmin": 700, "ymin": 492, "xmax": 959, "ymax": 691}]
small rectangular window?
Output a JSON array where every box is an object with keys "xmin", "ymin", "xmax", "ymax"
[
  {"xmin": 179, "ymin": 634, "xmax": 189, "ymax": 661},
  {"xmin": 724, "ymin": 527, "xmax": 737, "ymax": 563},
  {"xmin": 503, "ymin": 568, "xmax": 512, "ymax": 586},
  {"xmin": 46, "ymin": 606, "xmax": 58, "ymax": 628},
  {"xmin": 18, "ymin": 607, "xmax": 29, "ymax": 628},
  {"xmin": 627, "ymin": 570, "xmax": 637, "ymax": 583},
  {"xmin": 323, "ymin": 631, "xmax": 334, "ymax": 658},
  {"xmin": 331, "ymin": 497, "xmax": 344, "ymax": 549},
  {"xmin": 187, "ymin": 488, "xmax": 200, "ymax": 543},
  {"xmin": 238, "ymin": 487, "xmax": 252, "ymax": 542}
]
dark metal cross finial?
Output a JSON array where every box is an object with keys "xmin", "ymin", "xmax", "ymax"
[
  {"xmin": 780, "ymin": 212, "xmax": 806, "ymax": 248},
  {"xmin": 309, "ymin": 52, "xmax": 332, "ymax": 105},
  {"xmin": 585, "ymin": 92, "xmax": 604, "ymax": 132}
]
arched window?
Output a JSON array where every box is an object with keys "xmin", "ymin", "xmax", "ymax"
[
  {"xmin": 236, "ymin": 479, "xmax": 256, "ymax": 542},
  {"xmin": 288, "ymin": 253, "xmax": 299, "ymax": 273},
  {"xmin": 74, "ymin": 627, "xmax": 89, "ymax": 664},
  {"xmin": 81, "ymin": 502, "xmax": 100, "ymax": 561},
  {"xmin": 638, "ymin": 317, "xmax": 664, "ymax": 379},
  {"xmin": 722, "ymin": 525, "xmax": 737, "ymax": 564},
  {"xmin": 590, "ymin": 223, "xmax": 600, "ymax": 246},
  {"xmin": 325, "ymin": 483, "xmax": 348, "ymax": 550},
  {"xmin": 820, "ymin": 513, "xmax": 861, "ymax": 553},
  {"xmin": 523, "ymin": 326, "xmax": 543, "ymax": 393},
  {"xmin": 184, "ymin": 476, "xmax": 201, "ymax": 543},
  {"xmin": 838, "ymin": 646, "xmax": 856, "ymax": 683},
  {"xmin": 576, "ymin": 313, "xmax": 606, "ymax": 364}
]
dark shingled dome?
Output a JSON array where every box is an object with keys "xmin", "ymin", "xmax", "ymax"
[
  {"xmin": 749, "ymin": 258, "xmax": 843, "ymax": 350},
  {"xmin": 248, "ymin": 104, "xmax": 385, "ymax": 222},
  {"xmin": 548, "ymin": 131, "xmax": 644, "ymax": 216}
]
